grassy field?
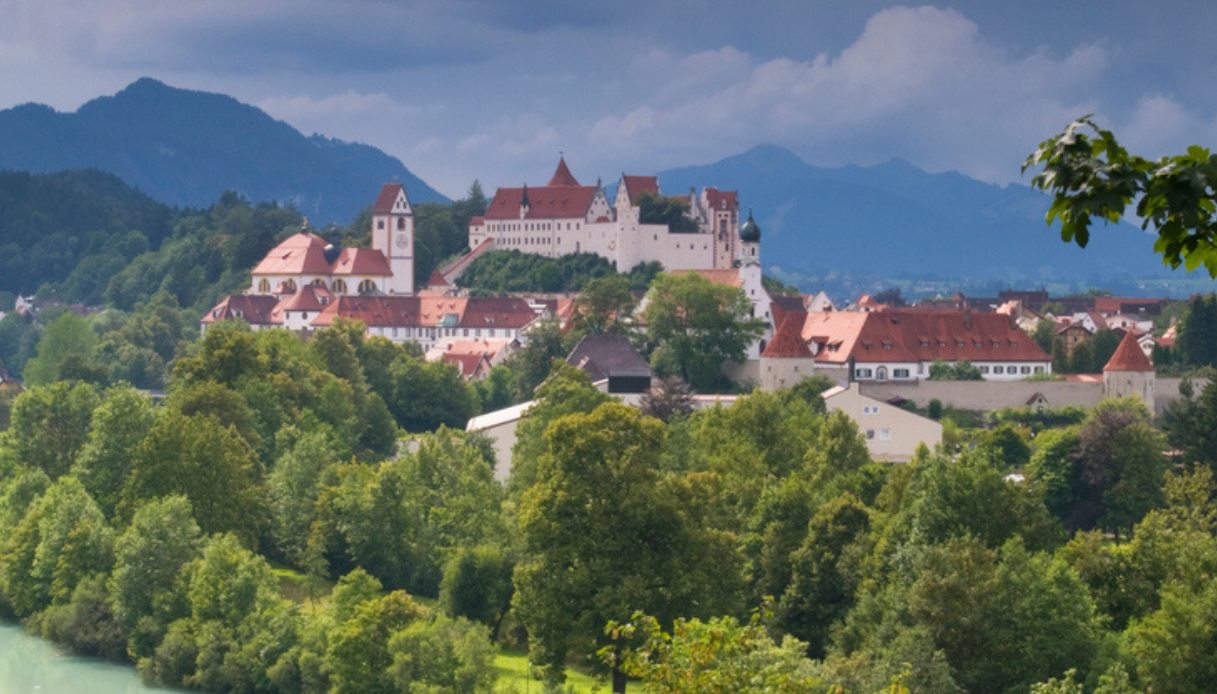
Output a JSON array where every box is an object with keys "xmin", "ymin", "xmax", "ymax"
[{"xmin": 493, "ymin": 650, "xmax": 607, "ymax": 693}]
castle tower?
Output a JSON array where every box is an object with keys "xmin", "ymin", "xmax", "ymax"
[
  {"xmin": 1103, "ymin": 330, "xmax": 1155, "ymax": 410},
  {"xmin": 739, "ymin": 209, "xmax": 761, "ymax": 266},
  {"xmin": 371, "ymin": 183, "xmax": 414, "ymax": 295},
  {"xmin": 760, "ymin": 316, "xmax": 816, "ymax": 391}
]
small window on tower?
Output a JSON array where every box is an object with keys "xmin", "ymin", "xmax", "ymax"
[
  {"xmin": 377, "ymin": 220, "xmax": 385, "ymax": 230},
  {"xmin": 398, "ymin": 218, "xmax": 405, "ymax": 230}
]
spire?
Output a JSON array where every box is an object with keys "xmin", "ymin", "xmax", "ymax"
[
  {"xmin": 548, "ymin": 156, "xmax": 580, "ymax": 186},
  {"xmin": 1104, "ymin": 330, "xmax": 1153, "ymax": 372}
]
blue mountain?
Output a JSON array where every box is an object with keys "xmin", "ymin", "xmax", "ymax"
[
  {"xmin": 0, "ymin": 78, "xmax": 447, "ymax": 224},
  {"xmin": 657, "ymin": 144, "xmax": 1170, "ymax": 283}
]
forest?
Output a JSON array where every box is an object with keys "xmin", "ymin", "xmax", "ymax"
[{"xmin": 2, "ymin": 307, "xmax": 1217, "ymax": 692}]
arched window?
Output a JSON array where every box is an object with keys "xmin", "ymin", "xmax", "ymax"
[
  {"xmin": 358, "ymin": 279, "xmax": 376, "ymax": 294},
  {"xmin": 397, "ymin": 217, "xmax": 405, "ymax": 230},
  {"xmin": 311, "ymin": 278, "xmax": 326, "ymax": 287},
  {"xmin": 332, "ymin": 279, "xmax": 348, "ymax": 294},
  {"xmin": 257, "ymin": 278, "xmax": 270, "ymax": 293},
  {"xmin": 876, "ymin": 366, "xmax": 888, "ymax": 381},
  {"xmin": 282, "ymin": 279, "xmax": 297, "ymax": 294}
]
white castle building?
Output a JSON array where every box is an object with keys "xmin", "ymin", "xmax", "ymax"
[{"xmin": 468, "ymin": 157, "xmax": 751, "ymax": 272}]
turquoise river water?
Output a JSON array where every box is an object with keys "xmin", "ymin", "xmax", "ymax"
[{"xmin": 0, "ymin": 621, "xmax": 180, "ymax": 693}]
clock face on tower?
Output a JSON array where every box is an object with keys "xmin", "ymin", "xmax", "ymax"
[{"xmin": 395, "ymin": 234, "xmax": 409, "ymax": 250}]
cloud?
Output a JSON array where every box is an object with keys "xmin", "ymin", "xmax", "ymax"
[
  {"xmin": 1120, "ymin": 94, "xmax": 1217, "ymax": 158},
  {"xmin": 588, "ymin": 5, "xmax": 1110, "ymax": 183}
]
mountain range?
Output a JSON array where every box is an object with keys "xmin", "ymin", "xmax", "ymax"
[
  {"xmin": 657, "ymin": 145, "xmax": 1173, "ymax": 284},
  {"xmin": 0, "ymin": 78, "xmax": 447, "ymax": 225},
  {"xmin": 0, "ymin": 78, "xmax": 1186, "ymax": 286}
]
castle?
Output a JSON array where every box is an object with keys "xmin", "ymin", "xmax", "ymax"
[{"xmin": 468, "ymin": 157, "xmax": 755, "ymax": 272}]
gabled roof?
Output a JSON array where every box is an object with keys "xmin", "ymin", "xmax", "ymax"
[
  {"xmin": 372, "ymin": 183, "xmax": 407, "ymax": 214},
  {"xmin": 202, "ymin": 295, "xmax": 281, "ymax": 325},
  {"xmin": 330, "ymin": 247, "xmax": 392, "ymax": 276},
  {"xmin": 458, "ymin": 297, "xmax": 539, "ymax": 329},
  {"xmin": 621, "ymin": 175, "xmax": 659, "ymax": 204},
  {"xmin": 443, "ymin": 352, "xmax": 491, "ymax": 379},
  {"xmin": 277, "ymin": 284, "xmax": 332, "ymax": 312},
  {"xmin": 704, "ymin": 188, "xmax": 738, "ymax": 212},
  {"xmin": 1104, "ymin": 330, "xmax": 1154, "ymax": 372},
  {"xmin": 548, "ymin": 157, "xmax": 580, "ymax": 186},
  {"xmin": 763, "ymin": 317, "xmax": 813, "ymax": 358},
  {"xmin": 483, "ymin": 185, "xmax": 600, "ymax": 220},
  {"xmin": 252, "ymin": 233, "xmax": 332, "ymax": 275},
  {"xmin": 426, "ymin": 269, "xmax": 450, "ymax": 287},
  {"xmin": 804, "ymin": 310, "xmax": 1050, "ymax": 365},
  {"xmin": 566, "ymin": 334, "xmax": 650, "ymax": 381}
]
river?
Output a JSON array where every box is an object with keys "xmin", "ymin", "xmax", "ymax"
[{"xmin": 0, "ymin": 621, "xmax": 179, "ymax": 693}]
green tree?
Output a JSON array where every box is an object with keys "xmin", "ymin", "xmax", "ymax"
[
  {"xmin": 1073, "ymin": 398, "xmax": 1167, "ymax": 537},
  {"xmin": 387, "ymin": 355, "xmax": 478, "ymax": 433},
  {"xmin": 71, "ymin": 385, "xmax": 156, "ymax": 518},
  {"xmin": 9, "ymin": 380, "xmax": 100, "ymax": 479},
  {"xmin": 1176, "ymin": 293, "xmax": 1217, "ymax": 367},
  {"xmin": 22, "ymin": 311, "xmax": 100, "ymax": 386},
  {"xmin": 268, "ymin": 429, "xmax": 340, "ymax": 567},
  {"xmin": 610, "ymin": 609, "xmax": 826, "ymax": 694},
  {"xmin": 326, "ymin": 591, "xmax": 423, "ymax": 694},
  {"xmin": 439, "ymin": 545, "xmax": 514, "ymax": 635},
  {"xmin": 571, "ymin": 274, "xmax": 637, "ymax": 335},
  {"xmin": 635, "ymin": 191, "xmax": 699, "ymax": 232},
  {"xmin": 110, "ymin": 495, "xmax": 203, "ymax": 659},
  {"xmin": 1, "ymin": 476, "xmax": 113, "ymax": 617},
  {"xmin": 643, "ymin": 272, "xmax": 764, "ymax": 391},
  {"xmin": 514, "ymin": 403, "xmax": 715, "ymax": 690},
  {"xmin": 120, "ymin": 411, "xmax": 265, "ymax": 542},
  {"xmin": 928, "ymin": 359, "xmax": 983, "ymax": 381},
  {"xmin": 1129, "ymin": 578, "xmax": 1217, "ymax": 692},
  {"xmin": 387, "ymin": 615, "xmax": 498, "ymax": 693},
  {"xmin": 1024, "ymin": 116, "xmax": 1217, "ymax": 275}
]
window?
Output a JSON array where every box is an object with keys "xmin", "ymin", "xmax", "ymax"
[
  {"xmin": 855, "ymin": 368, "xmax": 873, "ymax": 379},
  {"xmin": 1020, "ymin": 366, "xmax": 1031, "ymax": 374},
  {"xmin": 282, "ymin": 279, "xmax": 296, "ymax": 293},
  {"xmin": 863, "ymin": 405, "xmax": 880, "ymax": 415},
  {"xmin": 894, "ymin": 368, "xmax": 910, "ymax": 378},
  {"xmin": 879, "ymin": 429, "xmax": 891, "ymax": 441},
  {"xmin": 397, "ymin": 217, "xmax": 405, "ymax": 230},
  {"xmin": 993, "ymin": 365, "xmax": 1004, "ymax": 374},
  {"xmin": 358, "ymin": 279, "xmax": 376, "ymax": 294},
  {"xmin": 257, "ymin": 278, "xmax": 270, "ymax": 293},
  {"xmin": 1034, "ymin": 366, "xmax": 1044, "ymax": 373},
  {"xmin": 332, "ymin": 279, "xmax": 348, "ymax": 294},
  {"xmin": 876, "ymin": 366, "xmax": 888, "ymax": 381},
  {"xmin": 866, "ymin": 429, "xmax": 875, "ymax": 440},
  {"xmin": 979, "ymin": 365, "xmax": 990, "ymax": 374},
  {"xmin": 377, "ymin": 220, "xmax": 385, "ymax": 230}
]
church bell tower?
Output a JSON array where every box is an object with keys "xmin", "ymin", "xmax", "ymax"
[{"xmin": 371, "ymin": 183, "xmax": 414, "ymax": 295}]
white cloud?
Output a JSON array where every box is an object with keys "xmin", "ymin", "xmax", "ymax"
[
  {"xmin": 587, "ymin": 5, "xmax": 1110, "ymax": 183},
  {"xmin": 1120, "ymin": 94, "xmax": 1217, "ymax": 158}
]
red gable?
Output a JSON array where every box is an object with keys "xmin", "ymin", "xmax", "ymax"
[
  {"xmin": 252, "ymin": 233, "xmax": 332, "ymax": 275},
  {"xmin": 704, "ymin": 188, "xmax": 738, "ymax": 212},
  {"xmin": 763, "ymin": 316, "xmax": 812, "ymax": 358},
  {"xmin": 548, "ymin": 157, "xmax": 580, "ymax": 186},
  {"xmin": 483, "ymin": 185, "xmax": 599, "ymax": 220},
  {"xmin": 372, "ymin": 183, "xmax": 405, "ymax": 214},
  {"xmin": 621, "ymin": 175, "xmax": 659, "ymax": 203},
  {"xmin": 1104, "ymin": 330, "xmax": 1154, "ymax": 372},
  {"xmin": 202, "ymin": 295, "xmax": 281, "ymax": 326},
  {"xmin": 330, "ymin": 247, "xmax": 392, "ymax": 276}
]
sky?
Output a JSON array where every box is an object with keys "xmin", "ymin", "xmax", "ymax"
[{"xmin": 2, "ymin": 0, "xmax": 1216, "ymax": 198}]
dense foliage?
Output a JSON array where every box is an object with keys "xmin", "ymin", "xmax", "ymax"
[{"xmin": 456, "ymin": 249, "xmax": 661, "ymax": 294}]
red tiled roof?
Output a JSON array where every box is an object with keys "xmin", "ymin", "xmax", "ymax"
[
  {"xmin": 484, "ymin": 185, "xmax": 599, "ymax": 220},
  {"xmin": 459, "ymin": 297, "xmax": 538, "ymax": 330},
  {"xmin": 372, "ymin": 183, "xmax": 405, "ymax": 214},
  {"xmin": 202, "ymin": 295, "xmax": 281, "ymax": 326},
  {"xmin": 277, "ymin": 284, "xmax": 332, "ymax": 312},
  {"xmin": 426, "ymin": 269, "xmax": 450, "ymax": 287},
  {"xmin": 252, "ymin": 233, "xmax": 332, "ymax": 275},
  {"xmin": 704, "ymin": 188, "xmax": 738, "ymax": 212},
  {"xmin": 1104, "ymin": 330, "xmax": 1154, "ymax": 372},
  {"xmin": 547, "ymin": 157, "xmax": 580, "ymax": 186},
  {"xmin": 330, "ymin": 247, "xmax": 391, "ymax": 276},
  {"xmin": 804, "ymin": 310, "xmax": 1050, "ymax": 365},
  {"xmin": 470, "ymin": 216, "xmax": 484, "ymax": 225},
  {"xmin": 312, "ymin": 296, "xmax": 420, "ymax": 328},
  {"xmin": 621, "ymin": 175, "xmax": 659, "ymax": 204},
  {"xmin": 443, "ymin": 352, "xmax": 489, "ymax": 379},
  {"xmin": 763, "ymin": 317, "xmax": 813, "ymax": 358},
  {"xmin": 311, "ymin": 295, "xmax": 536, "ymax": 330}
]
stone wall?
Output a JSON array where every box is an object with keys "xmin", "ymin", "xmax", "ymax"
[{"xmin": 858, "ymin": 377, "xmax": 1201, "ymax": 415}]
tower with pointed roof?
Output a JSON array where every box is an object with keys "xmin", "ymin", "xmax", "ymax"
[
  {"xmin": 371, "ymin": 182, "xmax": 415, "ymax": 294},
  {"xmin": 739, "ymin": 210, "xmax": 761, "ymax": 266},
  {"xmin": 1103, "ymin": 330, "xmax": 1155, "ymax": 409},
  {"xmin": 760, "ymin": 315, "xmax": 819, "ymax": 391}
]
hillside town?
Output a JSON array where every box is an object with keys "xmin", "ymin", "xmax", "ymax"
[{"xmin": 197, "ymin": 163, "xmax": 1195, "ymax": 470}]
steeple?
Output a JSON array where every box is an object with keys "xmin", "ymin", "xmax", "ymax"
[{"xmin": 547, "ymin": 156, "xmax": 580, "ymax": 186}]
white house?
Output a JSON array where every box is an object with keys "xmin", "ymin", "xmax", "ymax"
[{"xmin": 822, "ymin": 385, "xmax": 942, "ymax": 462}]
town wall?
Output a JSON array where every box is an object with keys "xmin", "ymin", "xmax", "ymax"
[{"xmin": 858, "ymin": 377, "xmax": 1201, "ymax": 415}]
